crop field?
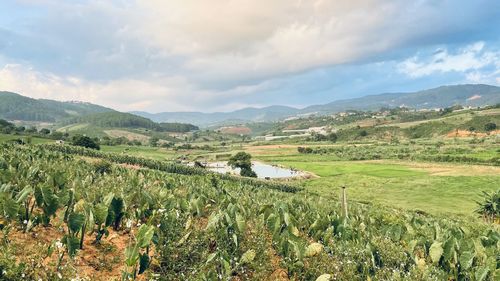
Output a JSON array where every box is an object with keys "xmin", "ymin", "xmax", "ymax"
[
  {"xmin": 0, "ymin": 143, "xmax": 498, "ymax": 281},
  {"xmin": 0, "ymin": 133, "xmax": 52, "ymax": 144}
]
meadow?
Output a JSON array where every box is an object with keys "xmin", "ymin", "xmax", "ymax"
[{"xmin": 248, "ymin": 141, "xmax": 500, "ymax": 217}]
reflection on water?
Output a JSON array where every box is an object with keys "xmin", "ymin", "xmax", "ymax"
[{"xmin": 207, "ymin": 161, "xmax": 301, "ymax": 179}]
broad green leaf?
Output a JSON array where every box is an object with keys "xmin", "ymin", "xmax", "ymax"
[
  {"xmin": 316, "ymin": 274, "xmax": 332, "ymax": 281},
  {"xmin": 474, "ymin": 266, "xmax": 489, "ymax": 281},
  {"xmin": 240, "ymin": 249, "xmax": 256, "ymax": 264},
  {"xmin": 73, "ymin": 199, "xmax": 85, "ymax": 213},
  {"xmin": 305, "ymin": 243, "xmax": 323, "ymax": 257},
  {"xmin": 232, "ymin": 233, "xmax": 238, "ymax": 248},
  {"xmin": 68, "ymin": 212, "xmax": 85, "ymax": 233},
  {"xmin": 2, "ymin": 196, "xmax": 19, "ymax": 219},
  {"xmin": 206, "ymin": 212, "xmax": 221, "ymax": 230},
  {"xmin": 185, "ymin": 216, "xmax": 192, "ymax": 230},
  {"xmin": 64, "ymin": 235, "xmax": 80, "ymax": 258},
  {"xmin": 284, "ymin": 212, "xmax": 291, "ymax": 226},
  {"xmin": 459, "ymin": 251, "xmax": 475, "ymax": 271},
  {"xmin": 429, "ymin": 242, "xmax": 443, "ymax": 264},
  {"xmin": 16, "ymin": 186, "xmax": 32, "ymax": 203},
  {"xmin": 94, "ymin": 204, "xmax": 108, "ymax": 226},
  {"xmin": 177, "ymin": 231, "xmax": 191, "ymax": 246},
  {"xmin": 235, "ymin": 213, "xmax": 246, "ymax": 233},
  {"xmin": 442, "ymin": 237, "xmax": 456, "ymax": 261},
  {"xmin": 138, "ymin": 253, "xmax": 150, "ymax": 274},
  {"xmin": 136, "ymin": 224, "xmax": 154, "ymax": 248},
  {"xmin": 206, "ymin": 252, "xmax": 217, "ymax": 264}
]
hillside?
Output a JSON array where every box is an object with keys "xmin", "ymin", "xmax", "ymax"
[
  {"xmin": 133, "ymin": 84, "xmax": 500, "ymax": 126},
  {"xmin": 132, "ymin": 105, "xmax": 299, "ymax": 127},
  {"xmin": 60, "ymin": 111, "xmax": 198, "ymax": 133},
  {"xmin": 303, "ymin": 84, "xmax": 500, "ymax": 114},
  {"xmin": 0, "ymin": 91, "xmax": 113, "ymax": 122}
]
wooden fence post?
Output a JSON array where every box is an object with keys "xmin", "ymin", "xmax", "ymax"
[{"xmin": 341, "ymin": 186, "xmax": 348, "ymax": 219}]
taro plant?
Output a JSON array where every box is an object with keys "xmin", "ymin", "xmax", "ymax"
[
  {"xmin": 107, "ymin": 195, "xmax": 125, "ymax": 231},
  {"xmin": 123, "ymin": 224, "xmax": 155, "ymax": 280},
  {"xmin": 34, "ymin": 185, "xmax": 60, "ymax": 226}
]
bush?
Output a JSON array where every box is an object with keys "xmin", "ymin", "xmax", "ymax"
[
  {"xmin": 72, "ymin": 135, "xmax": 100, "ymax": 150},
  {"xmin": 484, "ymin": 122, "xmax": 497, "ymax": 132}
]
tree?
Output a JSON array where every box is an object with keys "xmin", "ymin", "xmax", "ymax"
[
  {"xmin": 359, "ymin": 130, "xmax": 368, "ymax": 137},
  {"xmin": 40, "ymin": 128, "xmax": 51, "ymax": 135},
  {"xmin": 228, "ymin": 152, "xmax": 257, "ymax": 178},
  {"xmin": 51, "ymin": 131, "xmax": 64, "ymax": 140},
  {"xmin": 484, "ymin": 122, "xmax": 497, "ymax": 132},
  {"xmin": 327, "ymin": 132, "xmax": 338, "ymax": 143},
  {"xmin": 149, "ymin": 136, "xmax": 159, "ymax": 147},
  {"xmin": 72, "ymin": 135, "xmax": 100, "ymax": 150}
]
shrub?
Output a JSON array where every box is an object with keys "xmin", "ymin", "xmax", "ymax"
[
  {"xmin": 72, "ymin": 135, "xmax": 100, "ymax": 150},
  {"xmin": 484, "ymin": 122, "xmax": 497, "ymax": 132}
]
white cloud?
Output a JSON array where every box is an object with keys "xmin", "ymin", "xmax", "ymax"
[
  {"xmin": 132, "ymin": 0, "xmax": 412, "ymax": 82},
  {"xmin": 0, "ymin": 63, "xmax": 281, "ymax": 112},
  {"xmin": 1, "ymin": 1, "xmax": 499, "ymax": 111},
  {"xmin": 398, "ymin": 42, "xmax": 499, "ymax": 79},
  {"xmin": 0, "ymin": 64, "xmax": 190, "ymax": 111}
]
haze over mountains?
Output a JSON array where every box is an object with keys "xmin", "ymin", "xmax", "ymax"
[{"xmin": 1, "ymin": 84, "xmax": 499, "ymax": 127}]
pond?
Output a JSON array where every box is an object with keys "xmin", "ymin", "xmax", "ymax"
[{"xmin": 205, "ymin": 161, "xmax": 303, "ymax": 179}]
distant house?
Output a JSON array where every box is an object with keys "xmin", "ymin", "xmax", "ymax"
[{"xmin": 55, "ymin": 140, "xmax": 65, "ymax": 145}]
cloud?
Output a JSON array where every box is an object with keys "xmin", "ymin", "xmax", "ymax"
[
  {"xmin": 0, "ymin": 0, "xmax": 499, "ymax": 111},
  {"xmin": 397, "ymin": 42, "xmax": 500, "ymax": 85},
  {"xmin": 0, "ymin": 64, "xmax": 190, "ymax": 111},
  {"xmin": 0, "ymin": 63, "xmax": 284, "ymax": 112}
]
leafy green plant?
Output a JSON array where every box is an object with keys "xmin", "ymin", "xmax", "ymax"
[{"xmin": 123, "ymin": 224, "xmax": 154, "ymax": 280}]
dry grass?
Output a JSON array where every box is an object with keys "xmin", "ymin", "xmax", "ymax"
[{"xmin": 104, "ymin": 130, "xmax": 150, "ymax": 142}]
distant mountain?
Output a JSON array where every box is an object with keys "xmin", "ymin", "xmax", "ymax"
[
  {"xmin": 0, "ymin": 91, "xmax": 113, "ymax": 122},
  {"xmin": 132, "ymin": 105, "xmax": 300, "ymax": 127},
  {"xmin": 301, "ymin": 84, "xmax": 500, "ymax": 114},
  {"xmin": 2, "ymin": 84, "xmax": 499, "ymax": 127},
  {"xmin": 133, "ymin": 84, "xmax": 500, "ymax": 126}
]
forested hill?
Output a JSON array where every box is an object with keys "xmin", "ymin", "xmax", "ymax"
[
  {"xmin": 0, "ymin": 91, "xmax": 113, "ymax": 122},
  {"xmin": 61, "ymin": 111, "xmax": 198, "ymax": 132}
]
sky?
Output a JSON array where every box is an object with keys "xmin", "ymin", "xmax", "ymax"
[{"xmin": 0, "ymin": 0, "xmax": 499, "ymax": 113}]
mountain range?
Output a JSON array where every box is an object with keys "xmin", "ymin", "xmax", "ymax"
[
  {"xmin": 1, "ymin": 84, "xmax": 499, "ymax": 127},
  {"xmin": 133, "ymin": 84, "xmax": 500, "ymax": 126}
]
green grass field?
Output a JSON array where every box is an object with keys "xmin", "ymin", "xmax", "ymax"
[{"xmin": 250, "ymin": 145, "xmax": 499, "ymax": 217}]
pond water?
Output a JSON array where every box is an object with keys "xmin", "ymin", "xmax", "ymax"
[{"xmin": 206, "ymin": 161, "xmax": 302, "ymax": 179}]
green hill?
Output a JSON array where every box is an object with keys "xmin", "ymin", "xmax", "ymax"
[
  {"xmin": 60, "ymin": 111, "xmax": 199, "ymax": 133},
  {"xmin": 0, "ymin": 91, "xmax": 113, "ymax": 122}
]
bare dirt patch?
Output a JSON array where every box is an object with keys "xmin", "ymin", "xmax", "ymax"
[
  {"xmin": 262, "ymin": 230, "xmax": 289, "ymax": 281},
  {"xmin": 218, "ymin": 126, "xmax": 252, "ymax": 135},
  {"xmin": 104, "ymin": 130, "xmax": 150, "ymax": 142},
  {"xmin": 9, "ymin": 224, "xmax": 137, "ymax": 281},
  {"xmin": 118, "ymin": 163, "xmax": 142, "ymax": 170},
  {"xmin": 446, "ymin": 129, "xmax": 500, "ymax": 138}
]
